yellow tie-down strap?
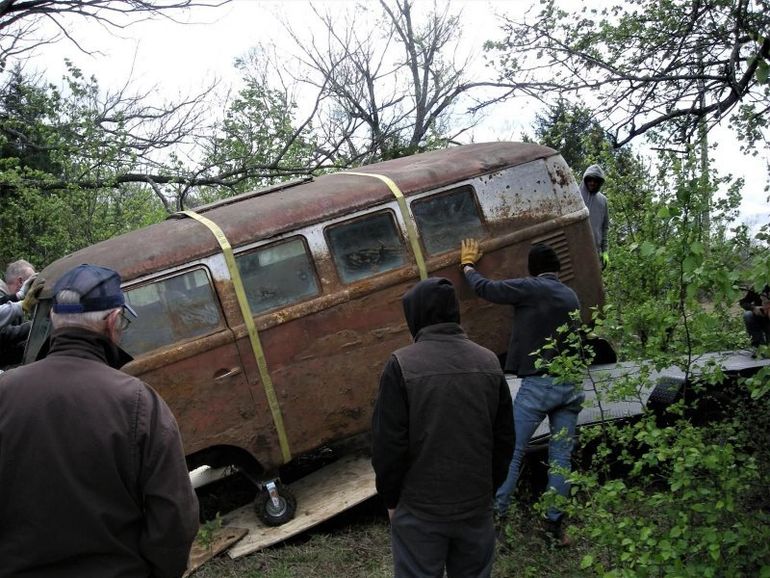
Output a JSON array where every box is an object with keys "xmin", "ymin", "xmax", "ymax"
[
  {"xmin": 179, "ymin": 210, "xmax": 292, "ymax": 463},
  {"xmin": 346, "ymin": 172, "xmax": 428, "ymax": 280}
]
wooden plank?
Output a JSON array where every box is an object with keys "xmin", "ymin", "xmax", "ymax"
[
  {"xmin": 184, "ymin": 526, "xmax": 248, "ymax": 577},
  {"xmin": 224, "ymin": 453, "xmax": 376, "ymax": 559}
]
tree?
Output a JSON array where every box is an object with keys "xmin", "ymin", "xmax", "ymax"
[
  {"xmin": 192, "ymin": 52, "xmax": 332, "ymax": 205},
  {"xmin": 0, "ymin": 1, "xmax": 230, "ymax": 70},
  {"xmin": 484, "ymin": 0, "xmax": 770, "ymax": 150},
  {"xmin": 0, "ymin": 66, "xmax": 170, "ymax": 266},
  {"xmin": 260, "ymin": 0, "xmax": 491, "ymax": 164}
]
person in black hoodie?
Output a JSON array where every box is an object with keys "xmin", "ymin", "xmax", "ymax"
[
  {"xmin": 739, "ymin": 284, "xmax": 770, "ymax": 357},
  {"xmin": 372, "ymin": 277, "xmax": 514, "ymax": 578}
]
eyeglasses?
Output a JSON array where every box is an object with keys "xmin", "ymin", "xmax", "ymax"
[
  {"xmin": 104, "ymin": 308, "xmax": 132, "ymax": 331},
  {"xmin": 117, "ymin": 308, "xmax": 132, "ymax": 332}
]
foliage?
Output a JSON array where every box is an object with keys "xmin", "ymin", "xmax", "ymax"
[
  {"xmin": 515, "ymin": 86, "xmax": 770, "ymax": 575},
  {"xmin": 0, "ymin": 65, "xmax": 168, "ymax": 267},
  {"xmin": 485, "ymin": 0, "xmax": 770, "ymax": 150},
  {"xmin": 194, "ymin": 56, "xmax": 323, "ymax": 203},
  {"xmin": 196, "ymin": 512, "xmax": 223, "ymax": 550},
  {"xmin": 569, "ymin": 414, "xmax": 770, "ymax": 577}
]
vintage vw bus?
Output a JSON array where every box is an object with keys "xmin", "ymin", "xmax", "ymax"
[{"xmin": 24, "ymin": 142, "xmax": 603, "ymax": 524}]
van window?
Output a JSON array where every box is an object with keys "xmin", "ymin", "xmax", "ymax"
[
  {"xmin": 237, "ymin": 237, "xmax": 320, "ymax": 314},
  {"xmin": 122, "ymin": 269, "xmax": 223, "ymax": 356},
  {"xmin": 326, "ymin": 211, "xmax": 407, "ymax": 283},
  {"xmin": 411, "ymin": 186, "xmax": 485, "ymax": 255}
]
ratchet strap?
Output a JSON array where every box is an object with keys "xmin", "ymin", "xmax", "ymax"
[
  {"xmin": 346, "ymin": 172, "xmax": 428, "ymax": 280},
  {"xmin": 179, "ymin": 210, "xmax": 292, "ymax": 463}
]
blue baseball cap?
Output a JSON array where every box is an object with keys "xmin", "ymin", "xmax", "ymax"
[{"xmin": 52, "ymin": 264, "xmax": 137, "ymax": 318}]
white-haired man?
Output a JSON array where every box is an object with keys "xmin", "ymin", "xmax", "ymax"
[
  {"xmin": 0, "ymin": 264, "xmax": 199, "ymax": 577},
  {"xmin": 0, "ymin": 259, "xmax": 39, "ymax": 367}
]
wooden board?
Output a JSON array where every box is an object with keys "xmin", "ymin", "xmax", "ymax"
[
  {"xmin": 184, "ymin": 526, "xmax": 248, "ymax": 577},
  {"xmin": 224, "ymin": 453, "xmax": 376, "ymax": 559}
]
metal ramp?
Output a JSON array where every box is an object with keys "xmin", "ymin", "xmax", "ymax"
[{"xmin": 513, "ymin": 350, "xmax": 770, "ymax": 444}]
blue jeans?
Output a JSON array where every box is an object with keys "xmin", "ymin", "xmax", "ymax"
[{"xmin": 494, "ymin": 375, "xmax": 584, "ymax": 521}]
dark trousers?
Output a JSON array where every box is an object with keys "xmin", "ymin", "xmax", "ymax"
[
  {"xmin": 743, "ymin": 311, "xmax": 770, "ymax": 347},
  {"xmin": 0, "ymin": 321, "xmax": 30, "ymax": 368},
  {"xmin": 390, "ymin": 507, "xmax": 495, "ymax": 578}
]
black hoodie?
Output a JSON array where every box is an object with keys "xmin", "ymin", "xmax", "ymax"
[{"xmin": 371, "ymin": 278, "xmax": 514, "ymax": 520}]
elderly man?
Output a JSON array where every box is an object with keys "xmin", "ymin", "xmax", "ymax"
[
  {"xmin": 372, "ymin": 277, "xmax": 514, "ymax": 578},
  {"xmin": 0, "ymin": 264, "xmax": 199, "ymax": 577},
  {"xmin": 0, "ymin": 260, "xmax": 39, "ymax": 367}
]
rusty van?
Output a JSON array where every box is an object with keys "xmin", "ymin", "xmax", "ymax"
[{"xmin": 24, "ymin": 142, "xmax": 604, "ymax": 525}]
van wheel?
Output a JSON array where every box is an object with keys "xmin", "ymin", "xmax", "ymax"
[{"xmin": 254, "ymin": 483, "xmax": 296, "ymax": 526}]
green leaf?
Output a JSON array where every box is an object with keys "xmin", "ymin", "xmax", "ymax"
[
  {"xmin": 639, "ymin": 241, "xmax": 656, "ymax": 257},
  {"xmin": 757, "ymin": 59, "xmax": 769, "ymax": 85},
  {"xmin": 580, "ymin": 554, "xmax": 594, "ymax": 569}
]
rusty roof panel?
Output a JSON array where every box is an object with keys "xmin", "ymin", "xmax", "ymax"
[{"xmin": 40, "ymin": 143, "xmax": 557, "ymax": 287}]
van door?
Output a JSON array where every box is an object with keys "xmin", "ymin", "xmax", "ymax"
[{"xmin": 120, "ymin": 267, "xmax": 268, "ymax": 465}]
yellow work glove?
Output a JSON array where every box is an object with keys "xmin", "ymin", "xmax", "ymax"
[
  {"xmin": 22, "ymin": 276, "xmax": 44, "ymax": 314},
  {"xmin": 601, "ymin": 251, "xmax": 610, "ymax": 270},
  {"xmin": 460, "ymin": 238, "xmax": 483, "ymax": 269}
]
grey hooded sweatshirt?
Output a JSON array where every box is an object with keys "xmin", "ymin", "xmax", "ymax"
[{"xmin": 579, "ymin": 164, "xmax": 609, "ymax": 254}]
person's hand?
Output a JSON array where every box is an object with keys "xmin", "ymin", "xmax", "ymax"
[
  {"xmin": 388, "ymin": 508, "xmax": 396, "ymax": 521},
  {"xmin": 22, "ymin": 276, "xmax": 44, "ymax": 314},
  {"xmin": 601, "ymin": 252, "xmax": 610, "ymax": 270},
  {"xmin": 460, "ymin": 238, "xmax": 483, "ymax": 269},
  {"xmin": 16, "ymin": 273, "xmax": 38, "ymax": 300}
]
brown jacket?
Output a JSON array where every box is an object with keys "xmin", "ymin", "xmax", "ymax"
[{"xmin": 0, "ymin": 328, "xmax": 199, "ymax": 578}]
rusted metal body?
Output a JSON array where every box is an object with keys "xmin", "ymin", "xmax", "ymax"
[{"xmin": 26, "ymin": 142, "xmax": 604, "ymax": 478}]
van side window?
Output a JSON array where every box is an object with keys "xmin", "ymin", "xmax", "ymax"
[
  {"xmin": 237, "ymin": 237, "xmax": 320, "ymax": 315},
  {"xmin": 122, "ymin": 269, "xmax": 223, "ymax": 356},
  {"xmin": 411, "ymin": 186, "xmax": 485, "ymax": 255},
  {"xmin": 326, "ymin": 211, "xmax": 407, "ymax": 283}
]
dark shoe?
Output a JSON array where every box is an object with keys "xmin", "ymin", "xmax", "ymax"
[
  {"xmin": 494, "ymin": 512, "xmax": 508, "ymax": 544},
  {"xmin": 543, "ymin": 518, "xmax": 572, "ymax": 548}
]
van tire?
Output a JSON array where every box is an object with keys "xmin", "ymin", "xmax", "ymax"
[{"xmin": 254, "ymin": 483, "xmax": 297, "ymax": 526}]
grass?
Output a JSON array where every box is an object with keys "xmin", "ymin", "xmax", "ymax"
[
  {"xmin": 191, "ymin": 377, "xmax": 770, "ymax": 577},
  {"xmin": 191, "ymin": 457, "xmax": 589, "ymax": 578}
]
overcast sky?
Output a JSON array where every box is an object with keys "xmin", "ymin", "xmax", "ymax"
[{"xmin": 25, "ymin": 0, "xmax": 770, "ymax": 231}]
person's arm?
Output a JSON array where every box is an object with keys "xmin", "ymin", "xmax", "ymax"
[
  {"xmin": 371, "ymin": 356, "xmax": 410, "ymax": 512},
  {"xmin": 138, "ymin": 389, "xmax": 199, "ymax": 578},
  {"xmin": 0, "ymin": 302, "xmax": 23, "ymax": 329},
  {"xmin": 492, "ymin": 375, "xmax": 515, "ymax": 491},
  {"xmin": 0, "ymin": 293, "xmax": 18, "ymax": 305},
  {"xmin": 739, "ymin": 289, "xmax": 759, "ymax": 311},
  {"xmin": 464, "ymin": 266, "xmax": 528, "ymax": 305}
]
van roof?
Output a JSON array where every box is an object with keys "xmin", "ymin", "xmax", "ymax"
[{"xmin": 41, "ymin": 142, "xmax": 556, "ymax": 286}]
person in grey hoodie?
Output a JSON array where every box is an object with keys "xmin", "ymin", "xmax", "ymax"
[{"xmin": 580, "ymin": 164, "xmax": 609, "ymax": 270}]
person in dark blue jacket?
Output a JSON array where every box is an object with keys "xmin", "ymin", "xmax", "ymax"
[{"xmin": 460, "ymin": 239, "xmax": 584, "ymax": 545}]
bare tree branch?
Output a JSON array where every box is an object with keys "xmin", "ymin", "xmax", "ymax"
[{"xmin": 483, "ymin": 0, "xmax": 770, "ymax": 148}]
